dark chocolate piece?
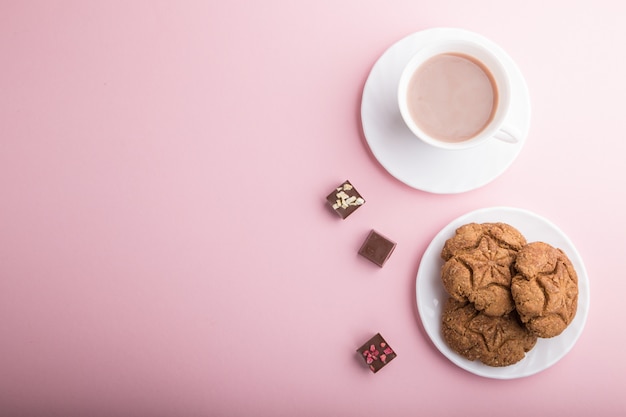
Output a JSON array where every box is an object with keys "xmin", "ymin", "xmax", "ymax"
[
  {"xmin": 358, "ymin": 230, "xmax": 396, "ymax": 267},
  {"xmin": 326, "ymin": 180, "xmax": 365, "ymax": 219},
  {"xmin": 356, "ymin": 333, "xmax": 397, "ymax": 373}
]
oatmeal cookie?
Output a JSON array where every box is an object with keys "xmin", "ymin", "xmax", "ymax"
[
  {"xmin": 442, "ymin": 298, "xmax": 537, "ymax": 367},
  {"xmin": 440, "ymin": 223, "xmax": 527, "ymax": 316},
  {"xmin": 511, "ymin": 242, "xmax": 578, "ymax": 338}
]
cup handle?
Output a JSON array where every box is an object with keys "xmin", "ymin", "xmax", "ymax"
[{"xmin": 493, "ymin": 126, "xmax": 520, "ymax": 144}]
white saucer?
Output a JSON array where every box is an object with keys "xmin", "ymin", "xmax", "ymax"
[
  {"xmin": 416, "ymin": 207, "xmax": 590, "ymax": 379},
  {"xmin": 361, "ymin": 28, "xmax": 531, "ymax": 194}
]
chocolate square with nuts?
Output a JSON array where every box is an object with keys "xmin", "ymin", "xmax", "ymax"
[
  {"xmin": 357, "ymin": 333, "xmax": 397, "ymax": 373},
  {"xmin": 358, "ymin": 230, "xmax": 396, "ymax": 267},
  {"xmin": 326, "ymin": 180, "xmax": 365, "ymax": 219}
]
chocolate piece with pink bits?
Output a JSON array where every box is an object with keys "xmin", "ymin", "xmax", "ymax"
[{"xmin": 357, "ymin": 333, "xmax": 397, "ymax": 373}]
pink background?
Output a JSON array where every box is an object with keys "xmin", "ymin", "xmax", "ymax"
[{"xmin": 1, "ymin": 1, "xmax": 624, "ymax": 416}]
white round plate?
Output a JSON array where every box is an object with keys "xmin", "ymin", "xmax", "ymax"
[
  {"xmin": 361, "ymin": 28, "xmax": 531, "ymax": 194},
  {"xmin": 416, "ymin": 207, "xmax": 590, "ymax": 379}
]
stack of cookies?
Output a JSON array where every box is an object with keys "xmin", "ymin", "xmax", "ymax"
[{"xmin": 439, "ymin": 223, "xmax": 579, "ymax": 367}]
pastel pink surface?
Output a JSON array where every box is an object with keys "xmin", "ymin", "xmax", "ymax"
[{"xmin": 1, "ymin": 1, "xmax": 624, "ymax": 416}]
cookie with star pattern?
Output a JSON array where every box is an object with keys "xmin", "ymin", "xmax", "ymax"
[
  {"xmin": 440, "ymin": 223, "xmax": 527, "ymax": 317},
  {"xmin": 511, "ymin": 242, "xmax": 578, "ymax": 338},
  {"xmin": 441, "ymin": 298, "xmax": 537, "ymax": 367}
]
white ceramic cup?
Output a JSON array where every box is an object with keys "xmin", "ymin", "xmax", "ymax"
[{"xmin": 397, "ymin": 39, "xmax": 519, "ymax": 150}]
